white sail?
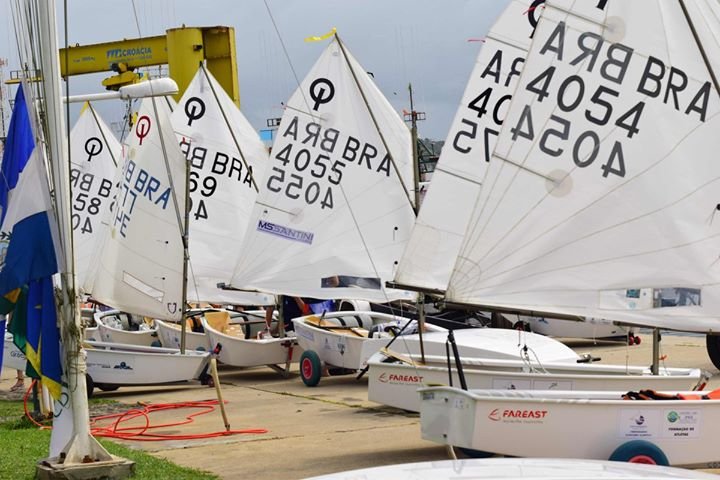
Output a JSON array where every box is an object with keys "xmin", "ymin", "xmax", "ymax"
[
  {"xmin": 88, "ymin": 97, "xmax": 186, "ymax": 320},
  {"xmin": 230, "ymin": 37, "xmax": 416, "ymax": 302},
  {"xmin": 172, "ymin": 67, "xmax": 274, "ymax": 306},
  {"xmin": 447, "ymin": 0, "xmax": 720, "ymax": 332},
  {"xmin": 70, "ymin": 103, "xmax": 122, "ymax": 288},
  {"xmin": 394, "ymin": 0, "xmax": 532, "ymax": 292}
]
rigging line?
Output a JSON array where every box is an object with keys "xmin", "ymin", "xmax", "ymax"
[
  {"xmin": 678, "ymin": 0, "xmax": 720, "ymax": 97},
  {"xmin": 336, "ymin": 186, "xmax": 393, "ymax": 306},
  {"xmin": 87, "ymin": 103, "xmax": 118, "ymax": 168},
  {"xmin": 335, "ymin": 34, "xmax": 416, "ymax": 214},
  {"xmin": 262, "ymin": 0, "xmax": 314, "ymax": 117},
  {"xmin": 199, "ymin": 64, "xmax": 259, "ymax": 193},
  {"xmin": 60, "ymin": 0, "xmax": 74, "ymax": 264},
  {"xmin": 129, "ymin": 0, "xmax": 182, "ymax": 232},
  {"xmin": 129, "ymin": 0, "xmax": 191, "ymax": 328}
]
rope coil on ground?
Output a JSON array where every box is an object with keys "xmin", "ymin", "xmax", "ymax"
[{"xmin": 22, "ymin": 380, "xmax": 267, "ymax": 441}]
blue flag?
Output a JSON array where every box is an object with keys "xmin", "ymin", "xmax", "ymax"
[
  {"xmin": 0, "ymin": 85, "xmax": 62, "ymax": 398},
  {"xmin": 0, "ymin": 85, "xmax": 59, "ymax": 294}
]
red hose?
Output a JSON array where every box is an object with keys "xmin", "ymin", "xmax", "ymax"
[{"xmin": 22, "ymin": 381, "xmax": 267, "ymax": 441}]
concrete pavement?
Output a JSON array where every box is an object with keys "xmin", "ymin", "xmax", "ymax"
[{"xmin": 2, "ymin": 332, "xmax": 719, "ymax": 479}]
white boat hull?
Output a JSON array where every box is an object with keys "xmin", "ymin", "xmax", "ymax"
[
  {"xmin": 95, "ymin": 310, "xmax": 157, "ymax": 347},
  {"xmin": 4, "ymin": 334, "xmax": 209, "ymax": 389},
  {"xmin": 366, "ymin": 329, "xmax": 703, "ymax": 412},
  {"xmin": 202, "ymin": 318, "xmax": 301, "ymax": 367},
  {"xmin": 84, "ymin": 326, "xmax": 100, "ymax": 342},
  {"xmin": 517, "ymin": 315, "xmax": 634, "ymax": 340},
  {"xmin": 293, "ymin": 312, "xmax": 444, "ymax": 371},
  {"xmin": 420, "ymin": 388, "xmax": 720, "ymax": 468},
  {"xmin": 155, "ymin": 319, "xmax": 210, "ymax": 352},
  {"xmin": 156, "ymin": 310, "xmax": 274, "ymax": 351},
  {"xmin": 305, "ymin": 458, "xmax": 720, "ymax": 479},
  {"xmin": 85, "ymin": 341, "xmax": 209, "ymax": 386}
]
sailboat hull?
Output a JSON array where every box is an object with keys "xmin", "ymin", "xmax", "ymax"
[
  {"xmin": 293, "ymin": 312, "xmax": 445, "ymax": 371},
  {"xmin": 84, "ymin": 341, "xmax": 209, "ymax": 386},
  {"xmin": 95, "ymin": 310, "xmax": 157, "ymax": 347},
  {"xmin": 420, "ymin": 387, "xmax": 720, "ymax": 468},
  {"xmin": 155, "ymin": 310, "xmax": 273, "ymax": 351},
  {"xmin": 202, "ymin": 318, "xmax": 301, "ymax": 367},
  {"xmin": 366, "ymin": 329, "xmax": 703, "ymax": 412}
]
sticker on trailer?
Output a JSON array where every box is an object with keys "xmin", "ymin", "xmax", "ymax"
[
  {"xmin": 619, "ymin": 409, "xmax": 660, "ymax": 438},
  {"xmin": 532, "ymin": 379, "xmax": 573, "ymax": 390},
  {"xmin": 492, "ymin": 378, "xmax": 532, "ymax": 390},
  {"xmin": 663, "ymin": 409, "xmax": 700, "ymax": 439}
]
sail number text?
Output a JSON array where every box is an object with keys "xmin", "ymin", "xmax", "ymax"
[
  {"xmin": 180, "ymin": 138, "xmax": 255, "ymax": 222},
  {"xmin": 70, "ymin": 168, "xmax": 114, "ymax": 235},
  {"xmin": 507, "ymin": 20, "xmax": 712, "ymax": 179},
  {"xmin": 268, "ymin": 115, "xmax": 394, "ymax": 210}
]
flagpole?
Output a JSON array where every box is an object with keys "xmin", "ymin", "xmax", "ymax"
[{"xmin": 35, "ymin": 0, "xmax": 120, "ymax": 469}]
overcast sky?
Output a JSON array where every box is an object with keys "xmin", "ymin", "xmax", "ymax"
[{"xmin": 0, "ymin": 0, "xmax": 511, "ymax": 141}]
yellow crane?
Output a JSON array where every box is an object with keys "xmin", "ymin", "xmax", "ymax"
[{"xmin": 12, "ymin": 25, "xmax": 240, "ymax": 107}]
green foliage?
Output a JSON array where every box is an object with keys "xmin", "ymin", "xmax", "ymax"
[{"xmin": 0, "ymin": 399, "xmax": 218, "ymax": 479}]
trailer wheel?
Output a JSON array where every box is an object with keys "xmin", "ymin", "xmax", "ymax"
[
  {"xmin": 609, "ymin": 440, "xmax": 669, "ymax": 465},
  {"xmin": 457, "ymin": 447, "xmax": 494, "ymax": 458},
  {"xmin": 706, "ymin": 334, "xmax": 720, "ymax": 370},
  {"xmin": 85, "ymin": 374, "xmax": 95, "ymax": 399},
  {"xmin": 300, "ymin": 350, "xmax": 323, "ymax": 387}
]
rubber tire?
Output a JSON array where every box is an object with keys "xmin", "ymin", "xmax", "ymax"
[
  {"xmin": 85, "ymin": 374, "xmax": 95, "ymax": 399},
  {"xmin": 300, "ymin": 350, "xmax": 323, "ymax": 387},
  {"xmin": 706, "ymin": 334, "xmax": 720, "ymax": 370},
  {"xmin": 608, "ymin": 440, "xmax": 669, "ymax": 466},
  {"xmin": 457, "ymin": 447, "xmax": 494, "ymax": 459},
  {"xmin": 97, "ymin": 384, "xmax": 119, "ymax": 392}
]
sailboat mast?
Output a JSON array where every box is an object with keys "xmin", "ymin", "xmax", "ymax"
[
  {"xmin": 36, "ymin": 0, "xmax": 111, "ymax": 464},
  {"xmin": 409, "ymin": 83, "xmax": 421, "ymax": 214},
  {"xmin": 180, "ymin": 134, "xmax": 191, "ymax": 354},
  {"xmin": 407, "ymin": 83, "xmax": 426, "ymax": 362}
]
